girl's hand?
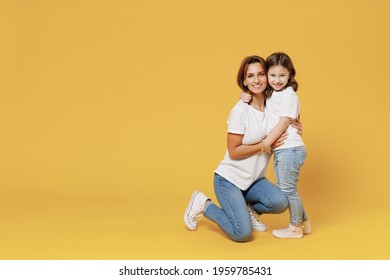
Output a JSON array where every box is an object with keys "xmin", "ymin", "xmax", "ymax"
[
  {"xmin": 240, "ymin": 91, "xmax": 252, "ymax": 103},
  {"xmin": 272, "ymin": 131, "xmax": 288, "ymax": 149},
  {"xmin": 290, "ymin": 117, "xmax": 303, "ymax": 136}
]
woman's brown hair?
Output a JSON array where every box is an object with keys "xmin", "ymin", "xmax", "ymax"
[{"xmin": 237, "ymin": 55, "xmax": 266, "ymax": 93}]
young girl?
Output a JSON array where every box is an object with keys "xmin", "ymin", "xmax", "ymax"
[{"xmin": 241, "ymin": 52, "xmax": 311, "ymax": 239}]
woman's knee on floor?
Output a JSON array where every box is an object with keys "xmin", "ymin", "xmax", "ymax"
[{"xmin": 231, "ymin": 227, "xmax": 252, "ymax": 242}]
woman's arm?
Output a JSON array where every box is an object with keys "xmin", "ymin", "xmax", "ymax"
[
  {"xmin": 271, "ymin": 131, "xmax": 288, "ymax": 149},
  {"xmin": 227, "ymin": 132, "xmax": 288, "ymax": 160},
  {"xmin": 290, "ymin": 116, "xmax": 303, "ymax": 136},
  {"xmin": 227, "ymin": 133, "xmax": 266, "ymax": 160}
]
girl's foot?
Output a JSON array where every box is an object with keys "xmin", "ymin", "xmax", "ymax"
[{"xmin": 272, "ymin": 224, "xmax": 303, "ymax": 239}]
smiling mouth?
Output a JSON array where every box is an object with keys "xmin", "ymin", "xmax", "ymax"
[{"xmin": 252, "ymin": 84, "xmax": 263, "ymax": 88}]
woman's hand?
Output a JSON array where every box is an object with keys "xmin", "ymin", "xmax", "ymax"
[
  {"xmin": 290, "ymin": 117, "xmax": 303, "ymax": 136},
  {"xmin": 272, "ymin": 131, "xmax": 288, "ymax": 149}
]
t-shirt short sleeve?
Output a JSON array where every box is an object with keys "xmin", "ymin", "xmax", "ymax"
[
  {"xmin": 227, "ymin": 101, "xmax": 246, "ymax": 134},
  {"xmin": 279, "ymin": 87, "xmax": 299, "ymax": 119}
]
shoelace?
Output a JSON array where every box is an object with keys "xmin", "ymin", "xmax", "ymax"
[
  {"xmin": 288, "ymin": 224, "xmax": 303, "ymax": 232},
  {"xmin": 190, "ymin": 209, "xmax": 204, "ymax": 222},
  {"xmin": 249, "ymin": 212, "xmax": 258, "ymax": 224},
  {"xmin": 247, "ymin": 206, "xmax": 261, "ymax": 225}
]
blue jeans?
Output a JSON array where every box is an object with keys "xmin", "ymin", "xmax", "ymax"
[
  {"xmin": 204, "ymin": 173, "xmax": 289, "ymax": 242},
  {"xmin": 274, "ymin": 146, "xmax": 307, "ymax": 226}
]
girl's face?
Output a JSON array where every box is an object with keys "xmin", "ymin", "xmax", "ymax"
[
  {"xmin": 267, "ymin": 65, "xmax": 290, "ymax": 91},
  {"xmin": 244, "ymin": 62, "xmax": 267, "ymax": 95}
]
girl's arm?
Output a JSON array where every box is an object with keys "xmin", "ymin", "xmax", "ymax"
[
  {"xmin": 262, "ymin": 115, "xmax": 302, "ymax": 152},
  {"xmin": 240, "ymin": 91, "xmax": 252, "ymax": 103},
  {"xmin": 261, "ymin": 117, "xmax": 291, "ymax": 152}
]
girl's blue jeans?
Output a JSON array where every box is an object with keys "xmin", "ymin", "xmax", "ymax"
[
  {"xmin": 274, "ymin": 146, "xmax": 307, "ymax": 226},
  {"xmin": 204, "ymin": 173, "xmax": 289, "ymax": 242}
]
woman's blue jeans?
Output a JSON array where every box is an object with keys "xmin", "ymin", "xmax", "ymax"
[
  {"xmin": 273, "ymin": 146, "xmax": 307, "ymax": 226},
  {"xmin": 204, "ymin": 173, "xmax": 289, "ymax": 242}
]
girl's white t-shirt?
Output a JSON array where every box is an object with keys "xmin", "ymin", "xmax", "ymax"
[
  {"xmin": 214, "ymin": 100, "xmax": 271, "ymax": 191},
  {"xmin": 265, "ymin": 86, "xmax": 305, "ymax": 150}
]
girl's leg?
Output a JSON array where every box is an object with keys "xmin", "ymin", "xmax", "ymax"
[
  {"xmin": 274, "ymin": 146, "xmax": 307, "ymax": 226},
  {"xmin": 204, "ymin": 173, "xmax": 252, "ymax": 242},
  {"xmin": 276, "ymin": 160, "xmax": 308, "ymax": 223},
  {"xmin": 302, "ymin": 205, "xmax": 308, "ymax": 222},
  {"xmin": 244, "ymin": 177, "xmax": 289, "ymax": 215}
]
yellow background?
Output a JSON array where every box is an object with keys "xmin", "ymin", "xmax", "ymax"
[{"xmin": 1, "ymin": 0, "xmax": 389, "ymax": 259}]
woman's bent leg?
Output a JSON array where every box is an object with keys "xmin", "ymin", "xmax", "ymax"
[
  {"xmin": 204, "ymin": 173, "xmax": 252, "ymax": 242},
  {"xmin": 244, "ymin": 177, "xmax": 289, "ymax": 215}
]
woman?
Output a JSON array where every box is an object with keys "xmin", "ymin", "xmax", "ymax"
[{"xmin": 184, "ymin": 55, "xmax": 302, "ymax": 242}]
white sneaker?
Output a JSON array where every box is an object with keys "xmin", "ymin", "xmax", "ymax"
[
  {"xmin": 184, "ymin": 191, "xmax": 208, "ymax": 231},
  {"xmin": 302, "ymin": 220, "xmax": 312, "ymax": 234},
  {"xmin": 272, "ymin": 224, "xmax": 303, "ymax": 239},
  {"xmin": 248, "ymin": 206, "xmax": 267, "ymax": 232}
]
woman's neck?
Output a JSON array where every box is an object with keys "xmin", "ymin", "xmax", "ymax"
[{"xmin": 250, "ymin": 93, "xmax": 265, "ymax": 112}]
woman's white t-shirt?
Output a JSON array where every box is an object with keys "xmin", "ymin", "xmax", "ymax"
[{"xmin": 214, "ymin": 100, "xmax": 271, "ymax": 191}]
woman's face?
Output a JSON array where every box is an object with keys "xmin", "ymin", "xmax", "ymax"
[
  {"xmin": 244, "ymin": 62, "xmax": 267, "ymax": 95},
  {"xmin": 267, "ymin": 65, "xmax": 290, "ymax": 92}
]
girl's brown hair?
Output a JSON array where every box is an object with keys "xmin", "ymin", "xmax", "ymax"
[{"xmin": 265, "ymin": 52, "xmax": 298, "ymax": 97}]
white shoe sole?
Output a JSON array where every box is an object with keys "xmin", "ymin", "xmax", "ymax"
[
  {"xmin": 252, "ymin": 225, "xmax": 267, "ymax": 232},
  {"xmin": 272, "ymin": 230, "xmax": 303, "ymax": 239},
  {"xmin": 184, "ymin": 191, "xmax": 200, "ymax": 231}
]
